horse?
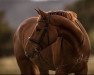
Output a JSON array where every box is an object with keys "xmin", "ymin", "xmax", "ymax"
[{"xmin": 13, "ymin": 9, "xmax": 90, "ymax": 75}]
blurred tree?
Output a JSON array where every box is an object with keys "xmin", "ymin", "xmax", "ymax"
[
  {"xmin": 65, "ymin": 0, "xmax": 94, "ymax": 54},
  {"xmin": 65, "ymin": 0, "xmax": 94, "ymax": 32},
  {"xmin": 0, "ymin": 11, "xmax": 13, "ymax": 57}
]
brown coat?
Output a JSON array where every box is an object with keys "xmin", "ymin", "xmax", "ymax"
[{"xmin": 13, "ymin": 10, "xmax": 90, "ymax": 75}]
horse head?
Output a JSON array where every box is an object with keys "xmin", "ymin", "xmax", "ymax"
[
  {"xmin": 28, "ymin": 9, "xmax": 58, "ymax": 53},
  {"xmin": 26, "ymin": 8, "xmax": 84, "ymax": 59}
]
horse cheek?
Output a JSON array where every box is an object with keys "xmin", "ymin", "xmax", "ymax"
[{"xmin": 49, "ymin": 28, "xmax": 58, "ymax": 44}]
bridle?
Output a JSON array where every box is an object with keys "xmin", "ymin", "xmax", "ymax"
[
  {"xmin": 30, "ymin": 17, "xmax": 50, "ymax": 49},
  {"xmin": 24, "ymin": 16, "xmax": 53, "ymax": 67}
]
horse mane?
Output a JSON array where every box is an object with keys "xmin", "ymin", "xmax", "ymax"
[
  {"xmin": 47, "ymin": 10, "xmax": 83, "ymax": 46},
  {"xmin": 47, "ymin": 10, "xmax": 77, "ymax": 22}
]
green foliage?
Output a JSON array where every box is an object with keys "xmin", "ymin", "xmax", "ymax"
[
  {"xmin": 65, "ymin": 0, "xmax": 94, "ymax": 54},
  {"xmin": 65, "ymin": 0, "xmax": 94, "ymax": 32},
  {"xmin": 0, "ymin": 11, "xmax": 13, "ymax": 57}
]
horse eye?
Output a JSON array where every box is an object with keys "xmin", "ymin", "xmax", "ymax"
[{"xmin": 36, "ymin": 28, "xmax": 42, "ymax": 32}]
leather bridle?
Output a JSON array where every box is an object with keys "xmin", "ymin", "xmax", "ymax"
[
  {"xmin": 24, "ymin": 16, "xmax": 54, "ymax": 68},
  {"xmin": 30, "ymin": 18, "xmax": 50, "ymax": 49},
  {"xmin": 25, "ymin": 16, "xmax": 51, "ymax": 60}
]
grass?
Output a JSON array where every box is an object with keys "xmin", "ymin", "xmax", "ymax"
[
  {"xmin": 0, "ymin": 56, "xmax": 94, "ymax": 74},
  {"xmin": 0, "ymin": 56, "xmax": 20, "ymax": 74},
  {"xmin": 88, "ymin": 56, "xmax": 94, "ymax": 74}
]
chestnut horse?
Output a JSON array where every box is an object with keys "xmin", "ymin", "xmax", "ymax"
[{"xmin": 13, "ymin": 9, "xmax": 90, "ymax": 75}]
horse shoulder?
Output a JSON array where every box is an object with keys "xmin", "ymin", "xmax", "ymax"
[{"xmin": 14, "ymin": 17, "xmax": 38, "ymax": 49}]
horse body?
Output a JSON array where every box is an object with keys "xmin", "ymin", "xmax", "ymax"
[{"xmin": 14, "ymin": 9, "xmax": 90, "ymax": 75}]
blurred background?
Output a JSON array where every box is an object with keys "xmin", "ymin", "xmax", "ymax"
[{"xmin": 0, "ymin": 0, "xmax": 94, "ymax": 74}]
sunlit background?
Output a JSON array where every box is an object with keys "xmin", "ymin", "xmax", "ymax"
[{"xmin": 0, "ymin": 0, "xmax": 94, "ymax": 74}]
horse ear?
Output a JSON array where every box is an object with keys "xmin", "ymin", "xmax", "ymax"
[
  {"xmin": 35, "ymin": 8, "xmax": 47, "ymax": 19},
  {"xmin": 35, "ymin": 8, "xmax": 40, "ymax": 15}
]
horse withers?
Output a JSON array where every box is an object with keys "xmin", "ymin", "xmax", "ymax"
[{"xmin": 13, "ymin": 9, "xmax": 90, "ymax": 75}]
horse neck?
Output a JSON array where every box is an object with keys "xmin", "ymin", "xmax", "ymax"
[
  {"xmin": 75, "ymin": 20, "xmax": 91, "ymax": 47},
  {"xmin": 51, "ymin": 15, "xmax": 84, "ymax": 46}
]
